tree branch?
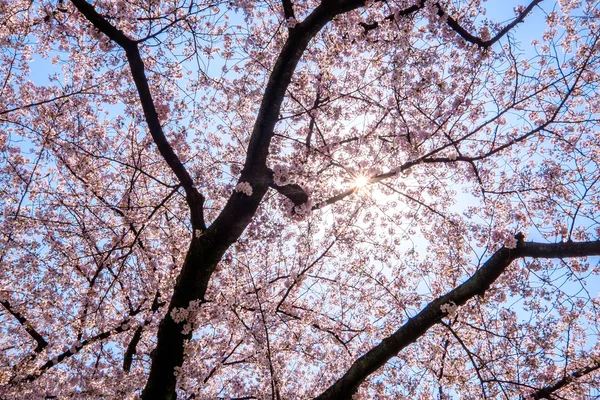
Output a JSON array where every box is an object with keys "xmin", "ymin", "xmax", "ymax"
[
  {"xmin": 1, "ymin": 299, "xmax": 48, "ymax": 353},
  {"xmin": 139, "ymin": 1, "xmax": 371, "ymax": 398},
  {"xmin": 69, "ymin": 0, "xmax": 206, "ymax": 230},
  {"xmin": 209, "ymin": 0, "xmax": 368, "ymax": 246},
  {"xmin": 358, "ymin": 0, "xmax": 543, "ymax": 50},
  {"xmin": 314, "ymin": 237, "xmax": 600, "ymax": 399},
  {"xmin": 359, "ymin": 3, "xmax": 422, "ymax": 33},
  {"xmin": 270, "ymin": 182, "xmax": 309, "ymax": 207},
  {"xmin": 122, "ymin": 326, "xmax": 143, "ymax": 373},
  {"xmin": 531, "ymin": 358, "xmax": 600, "ymax": 399},
  {"xmin": 0, "ymin": 84, "xmax": 101, "ymax": 116},
  {"xmin": 123, "ymin": 293, "xmax": 162, "ymax": 372},
  {"xmin": 281, "ymin": 0, "xmax": 295, "ymax": 21},
  {"xmin": 21, "ymin": 316, "xmax": 140, "ymax": 383},
  {"xmin": 435, "ymin": 0, "xmax": 544, "ymax": 49},
  {"xmin": 268, "ymin": 165, "xmax": 309, "ymax": 207}
]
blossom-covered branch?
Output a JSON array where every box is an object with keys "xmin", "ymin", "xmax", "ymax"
[
  {"xmin": 0, "ymin": 299, "xmax": 48, "ymax": 353},
  {"xmin": 69, "ymin": 0, "xmax": 206, "ymax": 229},
  {"xmin": 314, "ymin": 238, "xmax": 600, "ymax": 399}
]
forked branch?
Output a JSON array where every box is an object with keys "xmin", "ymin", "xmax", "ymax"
[
  {"xmin": 360, "ymin": 0, "xmax": 543, "ymax": 50},
  {"xmin": 1, "ymin": 300, "xmax": 48, "ymax": 353},
  {"xmin": 531, "ymin": 359, "xmax": 600, "ymax": 399},
  {"xmin": 435, "ymin": 0, "xmax": 544, "ymax": 49},
  {"xmin": 69, "ymin": 0, "xmax": 206, "ymax": 229}
]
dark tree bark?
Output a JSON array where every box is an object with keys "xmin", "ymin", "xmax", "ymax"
[
  {"xmin": 66, "ymin": 0, "xmax": 557, "ymax": 398},
  {"xmin": 314, "ymin": 238, "xmax": 600, "ymax": 399}
]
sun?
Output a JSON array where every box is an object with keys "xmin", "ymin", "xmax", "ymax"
[{"xmin": 354, "ymin": 176, "xmax": 369, "ymax": 188}]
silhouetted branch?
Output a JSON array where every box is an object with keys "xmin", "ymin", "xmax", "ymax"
[
  {"xmin": 123, "ymin": 326, "xmax": 143, "ymax": 373},
  {"xmin": 22, "ymin": 317, "xmax": 138, "ymax": 383},
  {"xmin": 359, "ymin": 0, "xmax": 543, "ymax": 50},
  {"xmin": 436, "ymin": 0, "xmax": 543, "ymax": 48},
  {"xmin": 282, "ymin": 0, "xmax": 295, "ymax": 20},
  {"xmin": 1, "ymin": 300, "xmax": 48, "ymax": 352},
  {"xmin": 314, "ymin": 237, "xmax": 600, "ymax": 399},
  {"xmin": 270, "ymin": 182, "xmax": 309, "ymax": 207},
  {"xmin": 70, "ymin": 0, "xmax": 206, "ymax": 230},
  {"xmin": 531, "ymin": 359, "xmax": 600, "ymax": 399}
]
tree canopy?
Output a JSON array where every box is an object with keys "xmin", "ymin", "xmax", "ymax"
[{"xmin": 1, "ymin": 0, "xmax": 600, "ymax": 398}]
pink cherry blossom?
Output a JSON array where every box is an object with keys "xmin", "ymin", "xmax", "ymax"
[{"xmin": 1, "ymin": 0, "xmax": 600, "ymax": 399}]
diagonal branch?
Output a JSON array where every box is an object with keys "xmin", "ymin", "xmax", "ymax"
[
  {"xmin": 359, "ymin": 0, "xmax": 543, "ymax": 50},
  {"xmin": 209, "ymin": 0, "xmax": 370, "ymax": 243},
  {"xmin": 139, "ymin": 1, "xmax": 373, "ymax": 398},
  {"xmin": 69, "ymin": 0, "xmax": 205, "ymax": 229},
  {"xmin": 1, "ymin": 299, "xmax": 48, "ymax": 353},
  {"xmin": 0, "ymin": 84, "xmax": 101, "ymax": 116},
  {"xmin": 314, "ymin": 237, "xmax": 600, "ymax": 399},
  {"xmin": 441, "ymin": 321, "xmax": 488, "ymax": 397},
  {"xmin": 20, "ymin": 315, "xmax": 143, "ymax": 383},
  {"xmin": 531, "ymin": 359, "xmax": 600, "ymax": 399}
]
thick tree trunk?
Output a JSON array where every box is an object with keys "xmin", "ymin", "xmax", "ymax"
[
  {"xmin": 140, "ymin": 178, "xmax": 271, "ymax": 398},
  {"xmin": 140, "ymin": 238, "xmax": 214, "ymax": 399}
]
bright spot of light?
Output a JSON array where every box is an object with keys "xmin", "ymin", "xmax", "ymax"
[{"xmin": 354, "ymin": 176, "xmax": 369, "ymax": 188}]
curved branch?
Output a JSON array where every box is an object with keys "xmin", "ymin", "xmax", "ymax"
[
  {"xmin": 209, "ymin": 0, "xmax": 368, "ymax": 245},
  {"xmin": 314, "ymin": 237, "xmax": 600, "ymax": 399},
  {"xmin": 436, "ymin": 0, "xmax": 544, "ymax": 49},
  {"xmin": 69, "ymin": 0, "xmax": 205, "ymax": 229},
  {"xmin": 139, "ymin": 0, "xmax": 372, "ymax": 398},
  {"xmin": 359, "ymin": 0, "xmax": 543, "ymax": 49}
]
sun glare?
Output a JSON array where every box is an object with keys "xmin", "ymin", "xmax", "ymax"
[{"xmin": 354, "ymin": 176, "xmax": 369, "ymax": 188}]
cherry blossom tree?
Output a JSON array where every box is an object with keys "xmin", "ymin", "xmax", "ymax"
[{"xmin": 2, "ymin": 0, "xmax": 600, "ymax": 398}]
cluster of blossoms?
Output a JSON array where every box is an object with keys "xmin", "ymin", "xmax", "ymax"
[
  {"xmin": 171, "ymin": 300, "xmax": 203, "ymax": 335},
  {"xmin": 491, "ymin": 229, "xmax": 520, "ymax": 249},
  {"xmin": 293, "ymin": 199, "xmax": 313, "ymax": 216},
  {"xmin": 173, "ymin": 366, "xmax": 182, "ymax": 378},
  {"xmin": 504, "ymin": 236, "xmax": 518, "ymax": 249},
  {"xmin": 155, "ymin": 103, "xmax": 171, "ymax": 122},
  {"xmin": 234, "ymin": 182, "xmax": 253, "ymax": 196},
  {"xmin": 440, "ymin": 301, "xmax": 458, "ymax": 317},
  {"xmin": 230, "ymin": 163, "xmax": 242, "ymax": 176},
  {"xmin": 273, "ymin": 164, "xmax": 291, "ymax": 186},
  {"xmin": 285, "ymin": 17, "xmax": 297, "ymax": 28}
]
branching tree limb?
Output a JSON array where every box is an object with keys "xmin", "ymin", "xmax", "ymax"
[
  {"xmin": 1, "ymin": 300, "xmax": 48, "ymax": 353},
  {"xmin": 70, "ymin": 0, "xmax": 206, "ymax": 230},
  {"xmin": 531, "ymin": 359, "xmax": 600, "ymax": 399},
  {"xmin": 314, "ymin": 238, "xmax": 600, "ymax": 399}
]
